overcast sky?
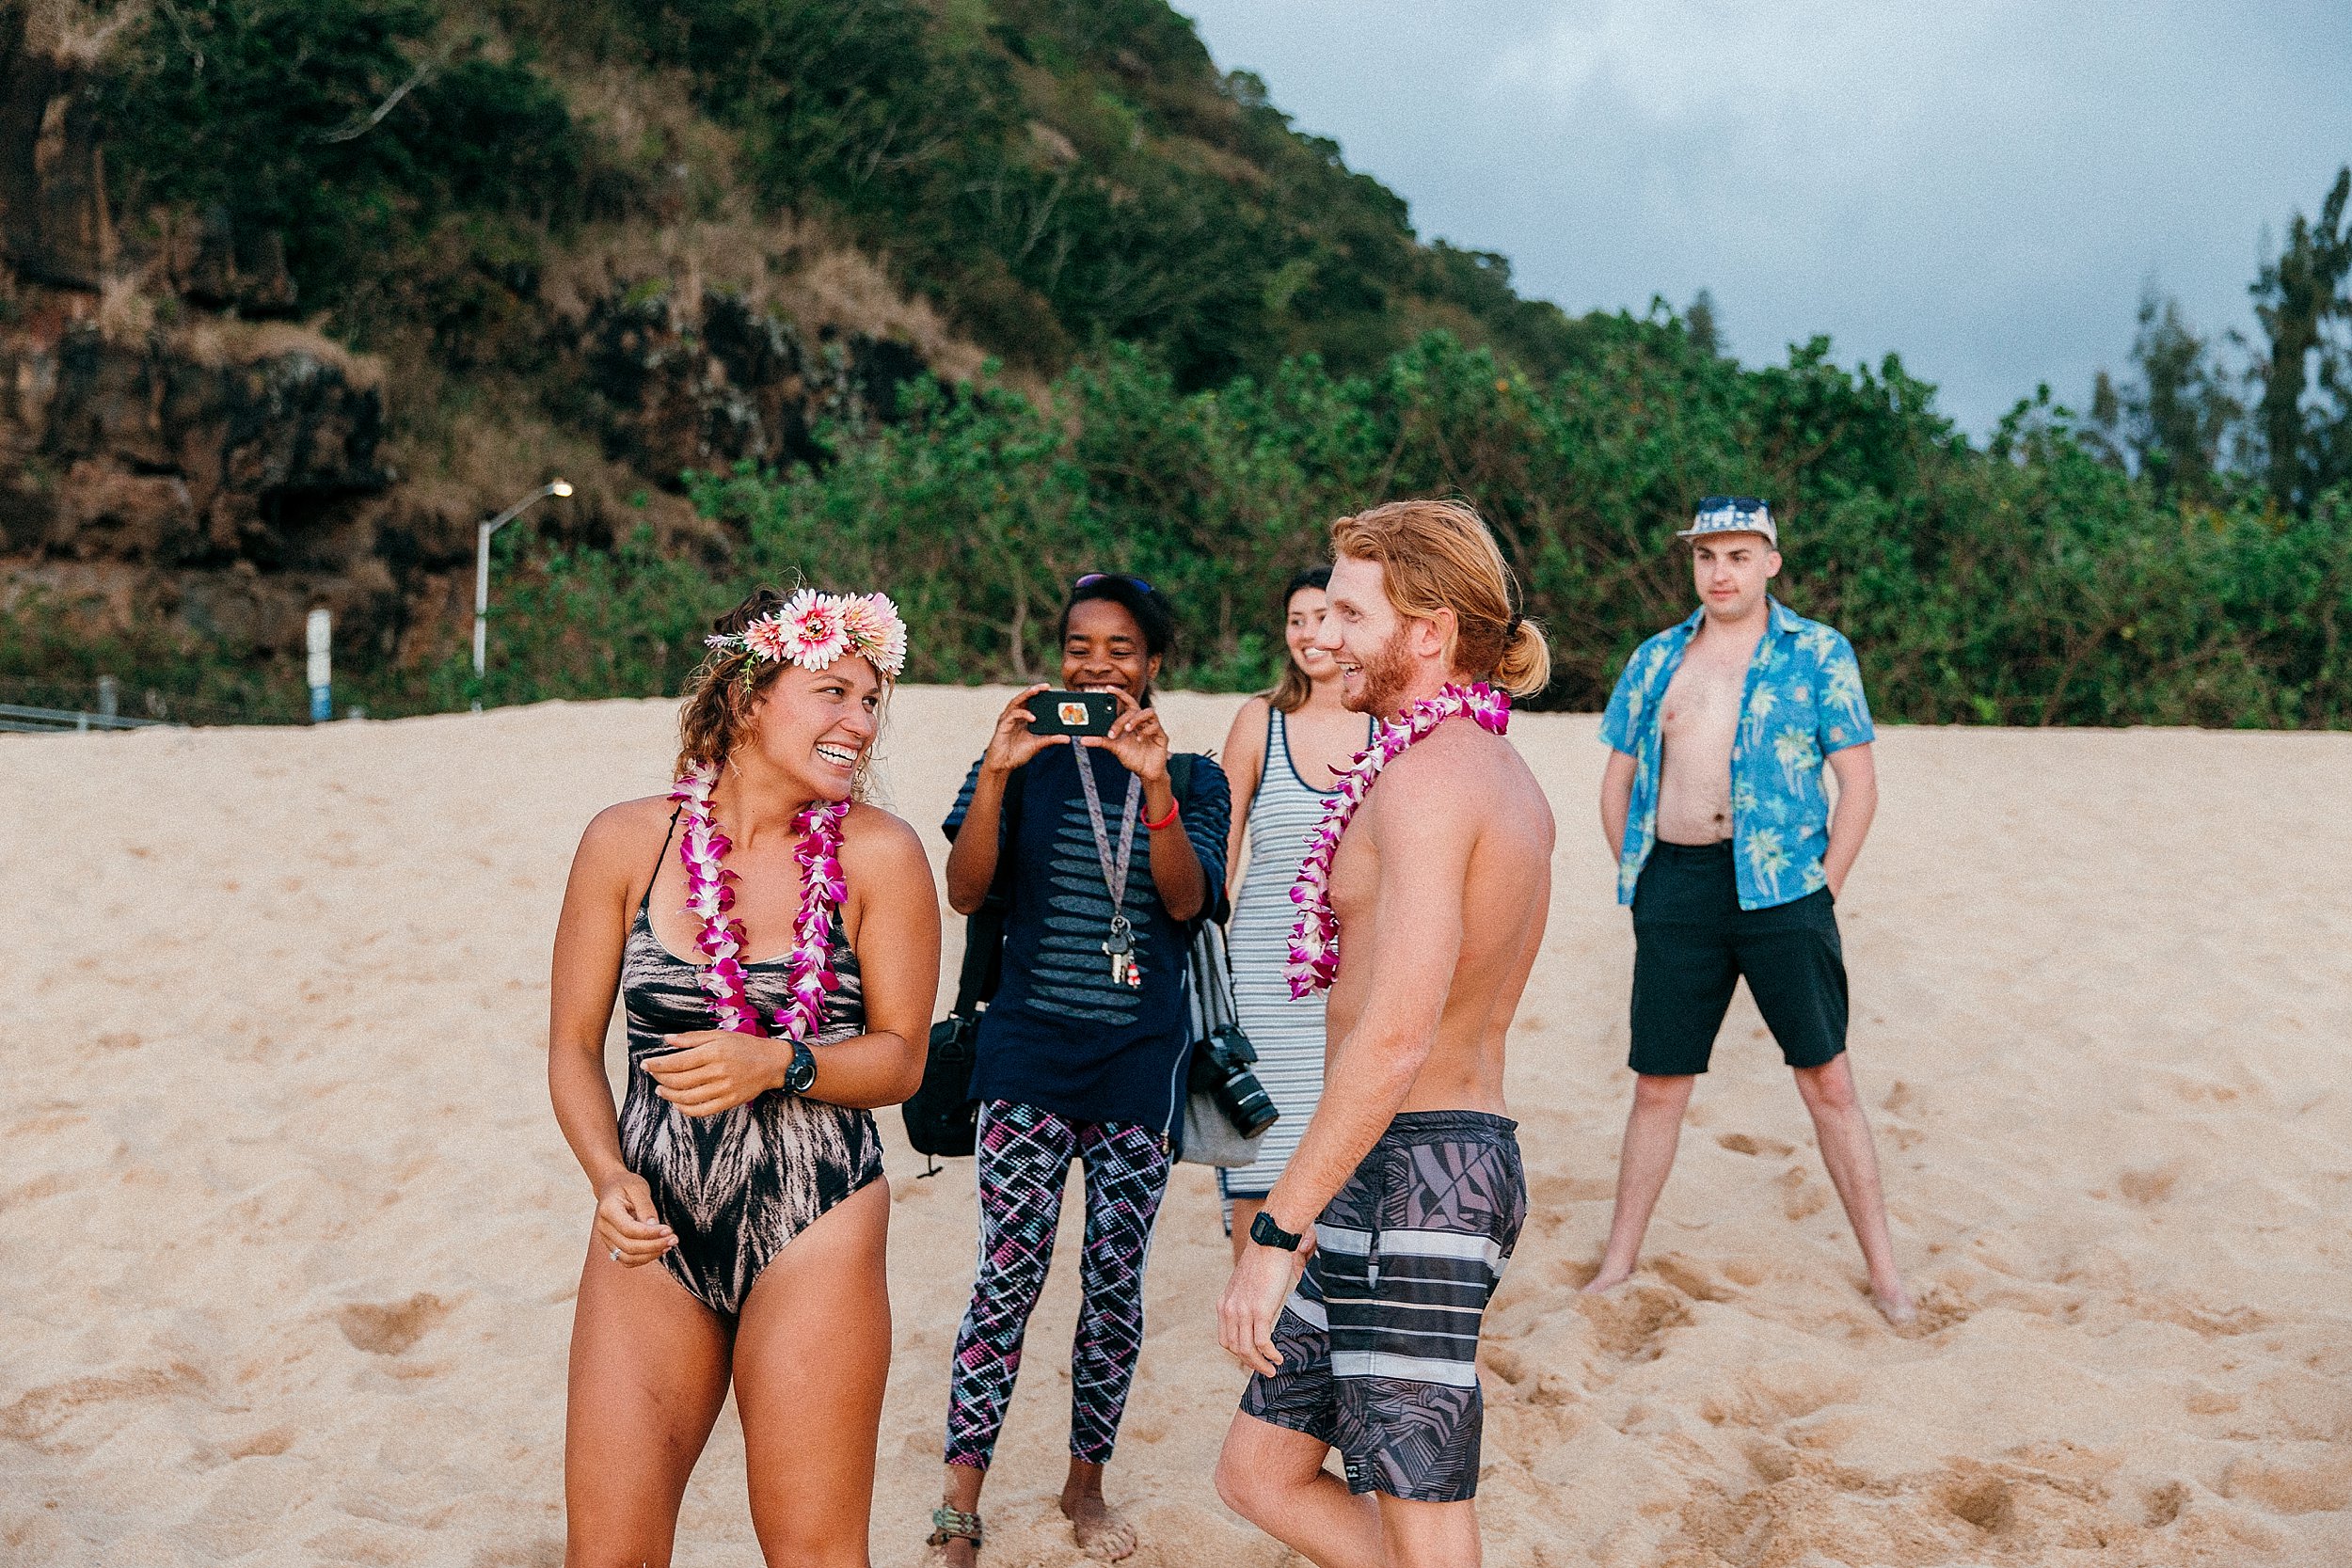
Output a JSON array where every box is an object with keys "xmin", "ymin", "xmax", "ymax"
[{"xmin": 1177, "ymin": 1, "xmax": 2352, "ymax": 437}]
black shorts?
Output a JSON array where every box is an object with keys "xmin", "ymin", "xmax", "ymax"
[
  {"xmin": 1629, "ymin": 840, "xmax": 1847, "ymax": 1077},
  {"xmin": 1238, "ymin": 1111, "xmax": 1525, "ymax": 1503}
]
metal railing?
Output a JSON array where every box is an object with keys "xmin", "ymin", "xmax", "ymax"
[
  {"xmin": 0, "ymin": 676, "xmax": 295, "ymax": 731},
  {"xmin": 0, "ymin": 702, "xmax": 168, "ymax": 734}
]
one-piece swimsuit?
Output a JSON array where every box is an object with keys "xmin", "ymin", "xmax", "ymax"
[{"xmin": 616, "ymin": 811, "xmax": 885, "ymax": 1320}]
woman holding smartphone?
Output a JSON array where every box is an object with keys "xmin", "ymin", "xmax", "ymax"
[{"xmin": 928, "ymin": 574, "xmax": 1230, "ymax": 1566}]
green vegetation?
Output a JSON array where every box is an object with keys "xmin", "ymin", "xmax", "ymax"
[
  {"xmin": 445, "ymin": 325, "xmax": 2352, "ymax": 728},
  {"xmin": 87, "ymin": 0, "xmax": 1580, "ymax": 380},
  {"xmin": 24, "ymin": 4, "xmax": 2352, "ymax": 728}
]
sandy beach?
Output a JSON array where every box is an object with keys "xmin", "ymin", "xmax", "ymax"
[{"xmin": 7, "ymin": 688, "xmax": 2352, "ymax": 1567}]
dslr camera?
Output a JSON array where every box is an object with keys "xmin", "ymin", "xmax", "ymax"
[{"xmin": 1190, "ymin": 1022, "xmax": 1279, "ymax": 1137}]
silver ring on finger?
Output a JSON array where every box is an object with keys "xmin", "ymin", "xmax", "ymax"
[{"xmin": 610, "ymin": 1247, "xmax": 623, "ymax": 1262}]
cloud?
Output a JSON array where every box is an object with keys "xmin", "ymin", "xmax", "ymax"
[{"xmin": 1178, "ymin": 0, "xmax": 2352, "ymax": 434}]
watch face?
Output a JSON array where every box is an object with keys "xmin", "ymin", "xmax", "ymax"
[
  {"xmin": 1250, "ymin": 1212, "xmax": 1297, "ymax": 1250},
  {"xmin": 787, "ymin": 1045, "xmax": 818, "ymax": 1093}
]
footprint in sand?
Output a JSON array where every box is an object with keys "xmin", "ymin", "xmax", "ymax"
[
  {"xmin": 2144, "ymin": 1480, "xmax": 2189, "ymax": 1527},
  {"xmin": 1578, "ymin": 1283, "xmax": 1692, "ymax": 1362},
  {"xmin": 1715, "ymin": 1131, "xmax": 1796, "ymax": 1158},
  {"xmin": 1937, "ymin": 1472, "xmax": 2016, "ymax": 1533},
  {"xmin": 1773, "ymin": 1166, "xmax": 1829, "ymax": 1222},
  {"xmin": 335, "ymin": 1292, "xmax": 453, "ymax": 1355},
  {"xmin": 2219, "ymin": 1452, "xmax": 2352, "ymax": 1514}
]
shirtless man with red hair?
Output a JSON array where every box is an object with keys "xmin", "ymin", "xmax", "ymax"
[{"xmin": 1215, "ymin": 499, "xmax": 1553, "ymax": 1568}]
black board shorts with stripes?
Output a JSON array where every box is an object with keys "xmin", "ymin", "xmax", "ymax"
[{"xmin": 1239, "ymin": 1110, "xmax": 1526, "ymax": 1503}]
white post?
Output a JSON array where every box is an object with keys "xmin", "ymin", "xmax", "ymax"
[
  {"xmin": 472, "ymin": 521, "xmax": 494, "ymax": 677},
  {"xmin": 471, "ymin": 478, "xmax": 571, "ymax": 695},
  {"xmin": 307, "ymin": 608, "xmax": 333, "ymax": 722}
]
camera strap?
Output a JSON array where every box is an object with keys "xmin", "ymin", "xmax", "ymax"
[{"xmin": 1072, "ymin": 741, "xmax": 1142, "ymax": 986}]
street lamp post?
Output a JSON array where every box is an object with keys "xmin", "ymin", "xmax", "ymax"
[{"xmin": 472, "ymin": 478, "xmax": 573, "ymax": 686}]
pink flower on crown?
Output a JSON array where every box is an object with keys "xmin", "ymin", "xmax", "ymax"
[
  {"xmin": 839, "ymin": 592, "xmax": 908, "ymax": 676},
  {"xmin": 743, "ymin": 613, "xmax": 794, "ymax": 661},
  {"xmin": 775, "ymin": 589, "xmax": 849, "ymax": 669}
]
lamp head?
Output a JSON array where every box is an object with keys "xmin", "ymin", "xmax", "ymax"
[{"xmin": 548, "ymin": 478, "xmax": 573, "ymax": 498}]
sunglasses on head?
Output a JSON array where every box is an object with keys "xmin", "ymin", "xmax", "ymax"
[{"xmin": 1074, "ymin": 572, "xmax": 1155, "ymax": 594}]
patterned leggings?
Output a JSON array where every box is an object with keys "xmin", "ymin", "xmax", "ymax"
[{"xmin": 945, "ymin": 1100, "xmax": 1172, "ymax": 1468}]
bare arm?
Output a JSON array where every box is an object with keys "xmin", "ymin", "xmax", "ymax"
[
  {"xmin": 945, "ymin": 684, "xmax": 1053, "ymax": 914},
  {"xmin": 548, "ymin": 803, "xmax": 646, "ymax": 1194},
  {"xmin": 945, "ymin": 767, "xmax": 1009, "ymax": 915},
  {"xmin": 1822, "ymin": 742, "xmax": 1877, "ymax": 898},
  {"xmin": 807, "ymin": 809, "xmax": 941, "ymax": 1105},
  {"xmin": 1089, "ymin": 691, "xmax": 1207, "ymax": 922},
  {"xmin": 1220, "ymin": 754, "xmax": 1476, "ymax": 1371},
  {"xmin": 1220, "ymin": 698, "xmax": 1269, "ymax": 896},
  {"xmin": 1263, "ymin": 758, "xmax": 1471, "ymax": 1232},
  {"xmin": 548, "ymin": 801, "xmax": 676, "ymax": 1265},
  {"xmin": 1600, "ymin": 748, "xmax": 1637, "ymax": 859}
]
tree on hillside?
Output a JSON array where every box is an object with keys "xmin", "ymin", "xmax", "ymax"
[
  {"xmin": 2249, "ymin": 166, "xmax": 2351, "ymax": 511},
  {"xmin": 2085, "ymin": 288, "xmax": 2242, "ymax": 504}
]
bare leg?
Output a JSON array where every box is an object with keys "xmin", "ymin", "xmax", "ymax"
[
  {"xmin": 1376, "ymin": 1493, "xmax": 1482, "ymax": 1568},
  {"xmin": 1229, "ymin": 1196, "xmax": 1265, "ymax": 1263},
  {"xmin": 1790, "ymin": 1055, "xmax": 1915, "ymax": 1323},
  {"xmin": 1060, "ymin": 1458, "xmax": 1134, "ymax": 1560},
  {"xmin": 1582, "ymin": 1073, "xmax": 1697, "ymax": 1292},
  {"xmin": 1216, "ymin": 1411, "xmax": 1381, "ymax": 1568},
  {"xmin": 930, "ymin": 1463, "xmax": 985, "ymax": 1568},
  {"xmin": 564, "ymin": 1241, "xmax": 732, "ymax": 1567},
  {"xmin": 737, "ymin": 1180, "xmax": 893, "ymax": 1567}
]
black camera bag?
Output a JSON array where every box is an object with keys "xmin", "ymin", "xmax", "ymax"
[{"xmin": 900, "ymin": 766, "xmax": 1025, "ymax": 1167}]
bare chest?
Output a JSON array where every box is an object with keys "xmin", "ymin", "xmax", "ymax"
[{"xmin": 1660, "ymin": 649, "xmax": 1748, "ymax": 759}]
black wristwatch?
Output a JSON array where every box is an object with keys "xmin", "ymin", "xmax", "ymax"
[
  {"xmin": 1249, "ymin": 1210, "xmax": 1304, "ymax": 1252},
  {"xmin": 783, "ymin": 1039, "xmax": 818, "ymax": 1096}
]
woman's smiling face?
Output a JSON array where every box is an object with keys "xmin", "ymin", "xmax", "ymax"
[
  {"xmin": 1061, "ymin": 597, "xmax": 1160, "ymax": 702},
  {"xmin": 1285, "ymin": 585, "xmax": 1335, "ymax": 680},
  {"xmin": 743, "ymin": 657, "xmax": 884, "ymax": 800}
]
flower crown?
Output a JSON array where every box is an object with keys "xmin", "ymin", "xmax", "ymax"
[{"xmin": 705, "ymin": 588, "xmax": 908, "ymax": 679}]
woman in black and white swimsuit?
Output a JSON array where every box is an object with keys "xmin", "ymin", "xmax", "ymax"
[{"xmin": 548, "ymin": 585, "xmax": 940, "ymax": 1565}]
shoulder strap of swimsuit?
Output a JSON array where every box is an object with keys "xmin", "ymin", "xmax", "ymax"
[
  {"xmin": 1261, "ymin": 704, "xmax": 1280, "ymax": 790},
  {"xmin": 639, "ymin": 805, "xmax": 681, "ymax": 914}
]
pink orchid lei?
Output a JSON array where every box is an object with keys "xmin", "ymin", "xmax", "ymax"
[
  {"xmin": 1284, "ymin": 681, "xmax": 1512, "ymax": 998},
  {"xmin": 668, "ymin": 762, "xmax": 850, "ymax": 1045}
]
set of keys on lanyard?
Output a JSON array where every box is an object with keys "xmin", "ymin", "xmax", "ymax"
[{"xmin": 1073, "ymin": 744, "xmax": 1146, "ymax": 990}]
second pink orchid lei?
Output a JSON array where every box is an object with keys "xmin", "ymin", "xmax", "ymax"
[
  {"xmin": 669, "ymin": 763, "xmax": 849, "ymax": 1042},
  {"xmin": 1284, "ymin": 681, "xmax": 1512, "ymax": 997}
]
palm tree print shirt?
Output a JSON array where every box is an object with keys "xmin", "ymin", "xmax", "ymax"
[{"xmin": 1598, "ymin": 598, "xmax": 1874, "ymax": 911}]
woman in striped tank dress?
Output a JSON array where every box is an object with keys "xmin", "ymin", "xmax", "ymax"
[{"xmin": 1216, "ymin": 565, "xmax": 1375, "ymax": 1255}]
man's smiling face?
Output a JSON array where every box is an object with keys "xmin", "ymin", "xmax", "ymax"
[{"xmin": 1316, "ymin": 553, "xmax": 1420, "ymax": 716}]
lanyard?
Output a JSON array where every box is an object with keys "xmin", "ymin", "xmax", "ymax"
[{"xmin": 1071, "ymin": 740, "xmax": 1141, "ymax": 982}]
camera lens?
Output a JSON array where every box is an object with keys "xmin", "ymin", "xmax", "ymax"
[{"xmin": 1214, "ymin": 1065, "xmax": 1279, "ymax": 1138}]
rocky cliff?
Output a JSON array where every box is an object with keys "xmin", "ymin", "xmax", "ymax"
[{"xmin": 0, "ymin": 8, "xmax": 953, "ymax": 695}]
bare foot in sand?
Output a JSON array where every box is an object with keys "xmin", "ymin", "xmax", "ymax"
[
  {"xmin": 1060, "ymin": 1463, "xmax": 1136, "ymax": 1561},
  {"xmin": 926, "ymin": 1533, "xmax": 978, "ymax": 1568},
  {"xmin": 1871, "ymin": 1282, "xmax": 1918, "ymax": 1326},
  {"xmin": 1580, "ymin": 1259, "xmax": 1635, "ymax": 1293}
]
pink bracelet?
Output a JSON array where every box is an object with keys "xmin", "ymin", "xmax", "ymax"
[{"xmin": 1143, "ymin": 797, "xmax": 1181, "ymax": 832}]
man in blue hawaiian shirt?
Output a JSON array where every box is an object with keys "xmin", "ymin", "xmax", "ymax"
[{"xmin": 1581, "ymin": 497, "xmax": 1915, "ymax": 1324}]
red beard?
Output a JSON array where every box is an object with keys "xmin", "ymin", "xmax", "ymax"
[{"xmin": 1343, "ymin": 627, "xmax": 1416, "ymax": 719}]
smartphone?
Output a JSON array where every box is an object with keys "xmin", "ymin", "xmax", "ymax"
[{"xmin": 1024, "ymin": 689, "xmax": 1120, "ymax": 737}]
